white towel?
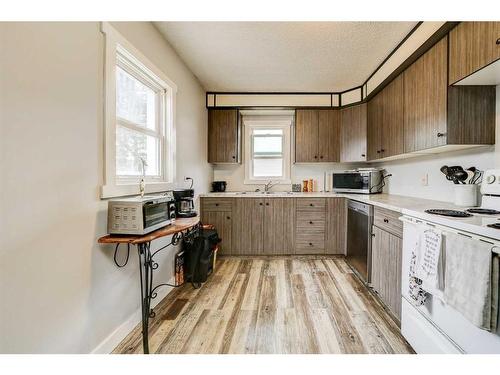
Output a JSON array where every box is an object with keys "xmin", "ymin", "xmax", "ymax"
[
  {"xmin": 415, "ymin": 227, "xmax": 444, "ymax": 299},
  {"xmin": 444, "ymin": 233, "xmax": 498, "ymax": 331}
]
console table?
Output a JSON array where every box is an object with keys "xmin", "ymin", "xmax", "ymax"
[{"xmin": 98, "ymin": 216, "xmax": 201, "ymax": 354}]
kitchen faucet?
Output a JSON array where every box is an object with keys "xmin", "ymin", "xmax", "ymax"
[{"xmin": 264, "ymin": 180, "xmax": 278, "ymax": 192}]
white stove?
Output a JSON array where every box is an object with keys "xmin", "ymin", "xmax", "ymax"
[{"xmin": 400, "ymin": 169, "xmax": 500, "ymax": 354}]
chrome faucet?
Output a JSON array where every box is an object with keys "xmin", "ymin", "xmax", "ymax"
[{"xmin": 264, "ymin": 180, "xmax": 278, "ymax": 192}]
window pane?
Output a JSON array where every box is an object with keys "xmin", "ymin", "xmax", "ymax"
[
  {"xmin": 116, "ymin": 66, "xmax": 156, "ymax": 130},
  {"xmin": 253, "ymin": 135, "xmax": 282, "ymax": 156},
  {"xmin": 253, "ymin": 158, "xmax": 283, "ymax": 177},
  {"xmin": 254, "ymin": 129, "xmax": 282, "ymax": 135},
  {"xmin": 116, "ymin": 126, "xmax": 159, "ymax": 177}
]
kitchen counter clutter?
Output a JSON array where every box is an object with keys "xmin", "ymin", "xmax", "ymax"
[{"xmin": 200, "ymin": 192, "xmax": 500, "ymax": 241}]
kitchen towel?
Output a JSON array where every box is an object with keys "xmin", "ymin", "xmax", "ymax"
[
  {"xmin": 444, "ymin": 232, "xmax": 499, "ymax": 331},
  {"xmin": 408, "ymin": 224, "xmax": 428, "ymax": 306},
  {"xmin": 415, "ymin": 226, "xmax": 445, "ymax": 299}
]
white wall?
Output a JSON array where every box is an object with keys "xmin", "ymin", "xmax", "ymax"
[
  {"xmin": 0, "ymin": 22, "xmax": 210, "ymax": 353},
  {"xmin": 214, "ymin": 85, "xmax": 500, "ymax": 202}
]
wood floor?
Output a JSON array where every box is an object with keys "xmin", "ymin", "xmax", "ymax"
[{"xmin": 113, "ymin": 256, "xmax": 414, "ymax": 354}]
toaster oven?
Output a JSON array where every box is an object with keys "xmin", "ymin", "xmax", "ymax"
[
  {"xmin": 107, "ymin": 194, "xmax": 176, "ymax": 235},
  {"xmin": 332, "ymin": 170, "xmax": 384, "ymax": 194}
]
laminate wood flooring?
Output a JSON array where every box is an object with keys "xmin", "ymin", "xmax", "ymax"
[{"xmin": 113, "ymin": 256, "xmax": 414, "ymax": 354}]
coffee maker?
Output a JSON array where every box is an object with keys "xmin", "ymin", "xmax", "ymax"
[{"xmin": 173, "ymin": 189, "xmax": 197, "ymax": 218}]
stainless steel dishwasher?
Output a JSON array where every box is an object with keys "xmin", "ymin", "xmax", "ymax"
[{"xmin": 346, "ymin": 200, "xmax": 373, "ymax": 283}]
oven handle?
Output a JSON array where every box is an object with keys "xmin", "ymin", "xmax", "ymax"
[{"xmin": 400, "ymin": 216, "xmax": 500, "ymax": 253}]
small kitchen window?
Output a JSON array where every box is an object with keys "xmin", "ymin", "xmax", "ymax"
[
  {"xmin": 243, "ymin": 115, "xmax": 292, "ymax": 184},
  {"xmin": 101, "ymin": 23, "xmax": 177, "ymax": 198}
]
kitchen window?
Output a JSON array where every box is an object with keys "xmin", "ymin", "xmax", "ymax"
[
  {"xmin": 243, "ymin": 116, "xmax": 292, "ymax": 184},
  {"xmin": 101, "ymin": 23, "xmax": 177, "ymax": 198}
]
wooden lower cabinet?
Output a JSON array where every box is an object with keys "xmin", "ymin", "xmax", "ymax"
[
  {"xmin": 231, "ymin": 198, "xmax": 265, "ymax": 255},
  {"xmin": 200, "ymin": 211, "xmax": 232, "ymax": 255},
  {"xmin": 201, "ymin": 197, "xmax": 347, "ymax": 256},
  {"xmin": 263, "ymin": 198, "xmax": 296, "ymax": 255},
  {"xmin": 371, "ymin": 225, "xmax": 402, "ymax": 322}
]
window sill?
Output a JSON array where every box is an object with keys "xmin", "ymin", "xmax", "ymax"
[
  {"xmin": 100, "ymin": 181, "xmax": 174, "ymax": 199},
  {"xmin": 243, "ymin": 179, "xmax": 291, "ymax": 185}
]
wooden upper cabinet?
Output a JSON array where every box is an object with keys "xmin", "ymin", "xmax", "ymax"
[
  {"xmin": 367, "ymin": 91, "xmax": 383, "ymax": 160},
  {"xmin": 295, "ymin": 109, "xmax": 339, "ymax": 163},
  {"xmin": 295, "ymin": 109, "xmax": 319, "ymax": 162},
  {"xmin": 404, "ymin": 37, "xmax": 448, "ymax": 153},
  {"xmin": 208, "ymin": 109, "xmax": 239, "ymax": 163},
  {"xmin": 381, "ymin": 74, "xmax": 404, "ymax": 158},
  {"xmin": 318, "ymin": 110, "xmax": 341, "ymax": 162},
  {"xmin": 449, "ymin": 22, "xmax": 500, "ymax": 84},
  {"xmin": 367, "ymin": 75, "xmax": 403, "ymax": 160},
  {"xmin": 340, "ymin": 103, "xmax": 367, "ymax": 162}
]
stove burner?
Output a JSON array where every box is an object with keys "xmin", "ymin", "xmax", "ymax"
[
  {"xmin": 487, "ymin": 223, "xmax": 500, "ymax": 229},
  {"xmin": 425, "ymin": 209, "xmax": 473, "ymax": 217},
  {"xmin": 466, "ymin": 208, "xmax": 500, "ymax": 215}
]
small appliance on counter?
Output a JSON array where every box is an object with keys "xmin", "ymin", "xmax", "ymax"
[
  {"xmin": 107, "ymin": 193, "xmax": 176, "ymax": 235},
  {"xmin": 211, "ymin": 181, "xmax": 227, "ymax": 192},
  {"xmin": 173, "ymin": 189, "xmax": 197, "ymax": 218},
  {"xmin": 332, "ymin": 168, "xmax": 385, "ymax": 194}
]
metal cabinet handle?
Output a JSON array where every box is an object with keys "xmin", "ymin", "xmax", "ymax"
[
  {"xmin": 314, "ymin": 155, "xmax": 318, "ymax": 159},
  {"xmin": 320, "ymin": 156, "xmax": 323, "ymax": 159},
  {"xmin": 309, "ymin": 242, "xmax": 313, "ymax": 246},
  {"xmin": 437, "ymin": 132, "xmax": 446, "ymax": 137},
  {"xmin": 309, "ymin": 203, "xmax": 314, "ymax": 207},
  {"xmin": 309, "ymin": 221, "xmax": 313, "ymax": 224},
  {"xmin": 383, "ymin": 218, "xmax": 389, "ymax": 223},
  {"xmin": 259, "ymin": 202, "xmax": 263, "ymax": 206},
  {"xmin": 265, "ymin": 202, "xmax": 269, "ymax": 206},
  {"xmin": 226, "ymin": 216, "xmax": 230, "ymax": 220},
  {"xmin": 215, "ymin": 203, "xmax": 219, "ymax": 206},
  {"xmin": 376, "ymin": 150, "xmax": 381, "ymax": 154},
  {"xmin": 232, "ymin": 155, "xmax": 236, "ymax": 159},
  {"xmin": 361, "ymin": 154, "xmax": 366, "ymax": 157},
  {"xmin": 371, "ymin": 233, "xmax": 375, "ymax": 237},
  {"xmin": 381, "ymin": 149, "xmax": 385, "ymax": 153},
  {"xmin": 496, "ymin": 38, "xmax": 500, "ymax": 45}
]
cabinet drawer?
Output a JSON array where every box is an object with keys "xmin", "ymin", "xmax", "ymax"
[
  {"xmin": 295, "ymin": 233, "xmax": 325, "ymax": 254},
  {"xmin": 201, "ymin": 198, "xmax": 233, "ymax": 212},
  {"xmin": 296, "ymin": 198, "xmax": 326, "ymax": 211},
  {"xmin": 296, "ymin": 215, "xmax": 326, "ymax": 232},
  {"xmin": 373, "ymin": 206, "xmax": 402, "ymax": 237}
]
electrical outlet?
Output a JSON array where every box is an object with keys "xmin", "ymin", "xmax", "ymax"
[{"xmin": 421, "ymin": 173, "xmax": 428, "ymax": 186}]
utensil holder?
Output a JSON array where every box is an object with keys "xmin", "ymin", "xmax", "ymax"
[{"xmin": 454, "ymin": 184, "xmax": 478, "ymax": 207}]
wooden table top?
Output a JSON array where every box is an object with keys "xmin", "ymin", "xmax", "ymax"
[{"xmin": 98, "ymin": 216, "xmax": 200, "ymax": 245}]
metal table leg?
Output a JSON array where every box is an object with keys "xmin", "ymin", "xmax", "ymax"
[{"xmin": 137, "ymin": 242, "xmax": 153, "ymax": 354}]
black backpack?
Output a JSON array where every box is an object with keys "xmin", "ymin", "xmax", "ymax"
[{"xmin": 184, "ymin": 227, "xmax": 221, "ymax": 288}]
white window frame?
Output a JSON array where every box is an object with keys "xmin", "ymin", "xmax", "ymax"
[
  {"xmin": 101, "ymin": 22, "xmax": 177, "ymax": 199},
  {"xmin": 243, "ymin": 115, "xmax": 292, "ymax": 184}
]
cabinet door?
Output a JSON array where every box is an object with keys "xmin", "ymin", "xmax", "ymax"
[
  {"xmin": 295, "ymin": 109, "xmax": 319, "ymax": 162},
  {"xmin": 200, "ymin": 211, "xmax": 232, "ymax": 255},
  {"xmin": 404, "ymin": 37, "xmax": 448, "ymax": 152},
  {"xmin": 263, "ymin": 198, "xmax": 295, "ymax": 255},
  {"xmin": 371, "ymin": 226, "xmax": 402, "ymax": 321},
  {"xmin": 208, "ymin": 109, "xmax": 239, "ymax": 163},
  {"xmin": 340, "ymin": 103, "xmax": 367, "ymax": 162},
  {"xmin": 318, "ymin": 109, "xmax": 340, "ymax": 162},
  {"xmin": 325, "ymin": 198, "xmax": 347, "ymax": 255},
  {"xmin": 367, "ymin": 92, "xmax": 383, "ymax": 160},
  {"xmin": 381, "ymin": 74, "xmax": 404, "ymax": 158},
  {"xmin": 449, "ymin": 22, "xmax": 500, "ymax": 84},
  {"xmin": 231, "ymin": 198, "xmax": 264, "ymax": 255},
  {"xmin": 387, "ymin": 233, "xmax": 402, "ymax": 320}
]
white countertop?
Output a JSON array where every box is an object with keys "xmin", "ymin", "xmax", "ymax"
[{"xmin": 200, "ymin": 192, "xmax": 500, "ymax": 241}]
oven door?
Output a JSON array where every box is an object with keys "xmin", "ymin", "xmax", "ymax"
[
  {"xmin": 143, "ymin": 201, "xmax": 170, "ymax": 231},
  {"xmin": 333, "ymin": 173, "xmax": 369, "ymax": 193}
]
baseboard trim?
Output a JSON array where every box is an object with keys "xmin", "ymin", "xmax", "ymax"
[{"xmin": 91, "ymin": 284, "xmax": 173, "ymax": 354}]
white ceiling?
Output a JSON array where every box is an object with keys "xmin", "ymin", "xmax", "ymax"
[{"xmin": 155, "ymin": 22, "xmax": 418, "ymax": 92}]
